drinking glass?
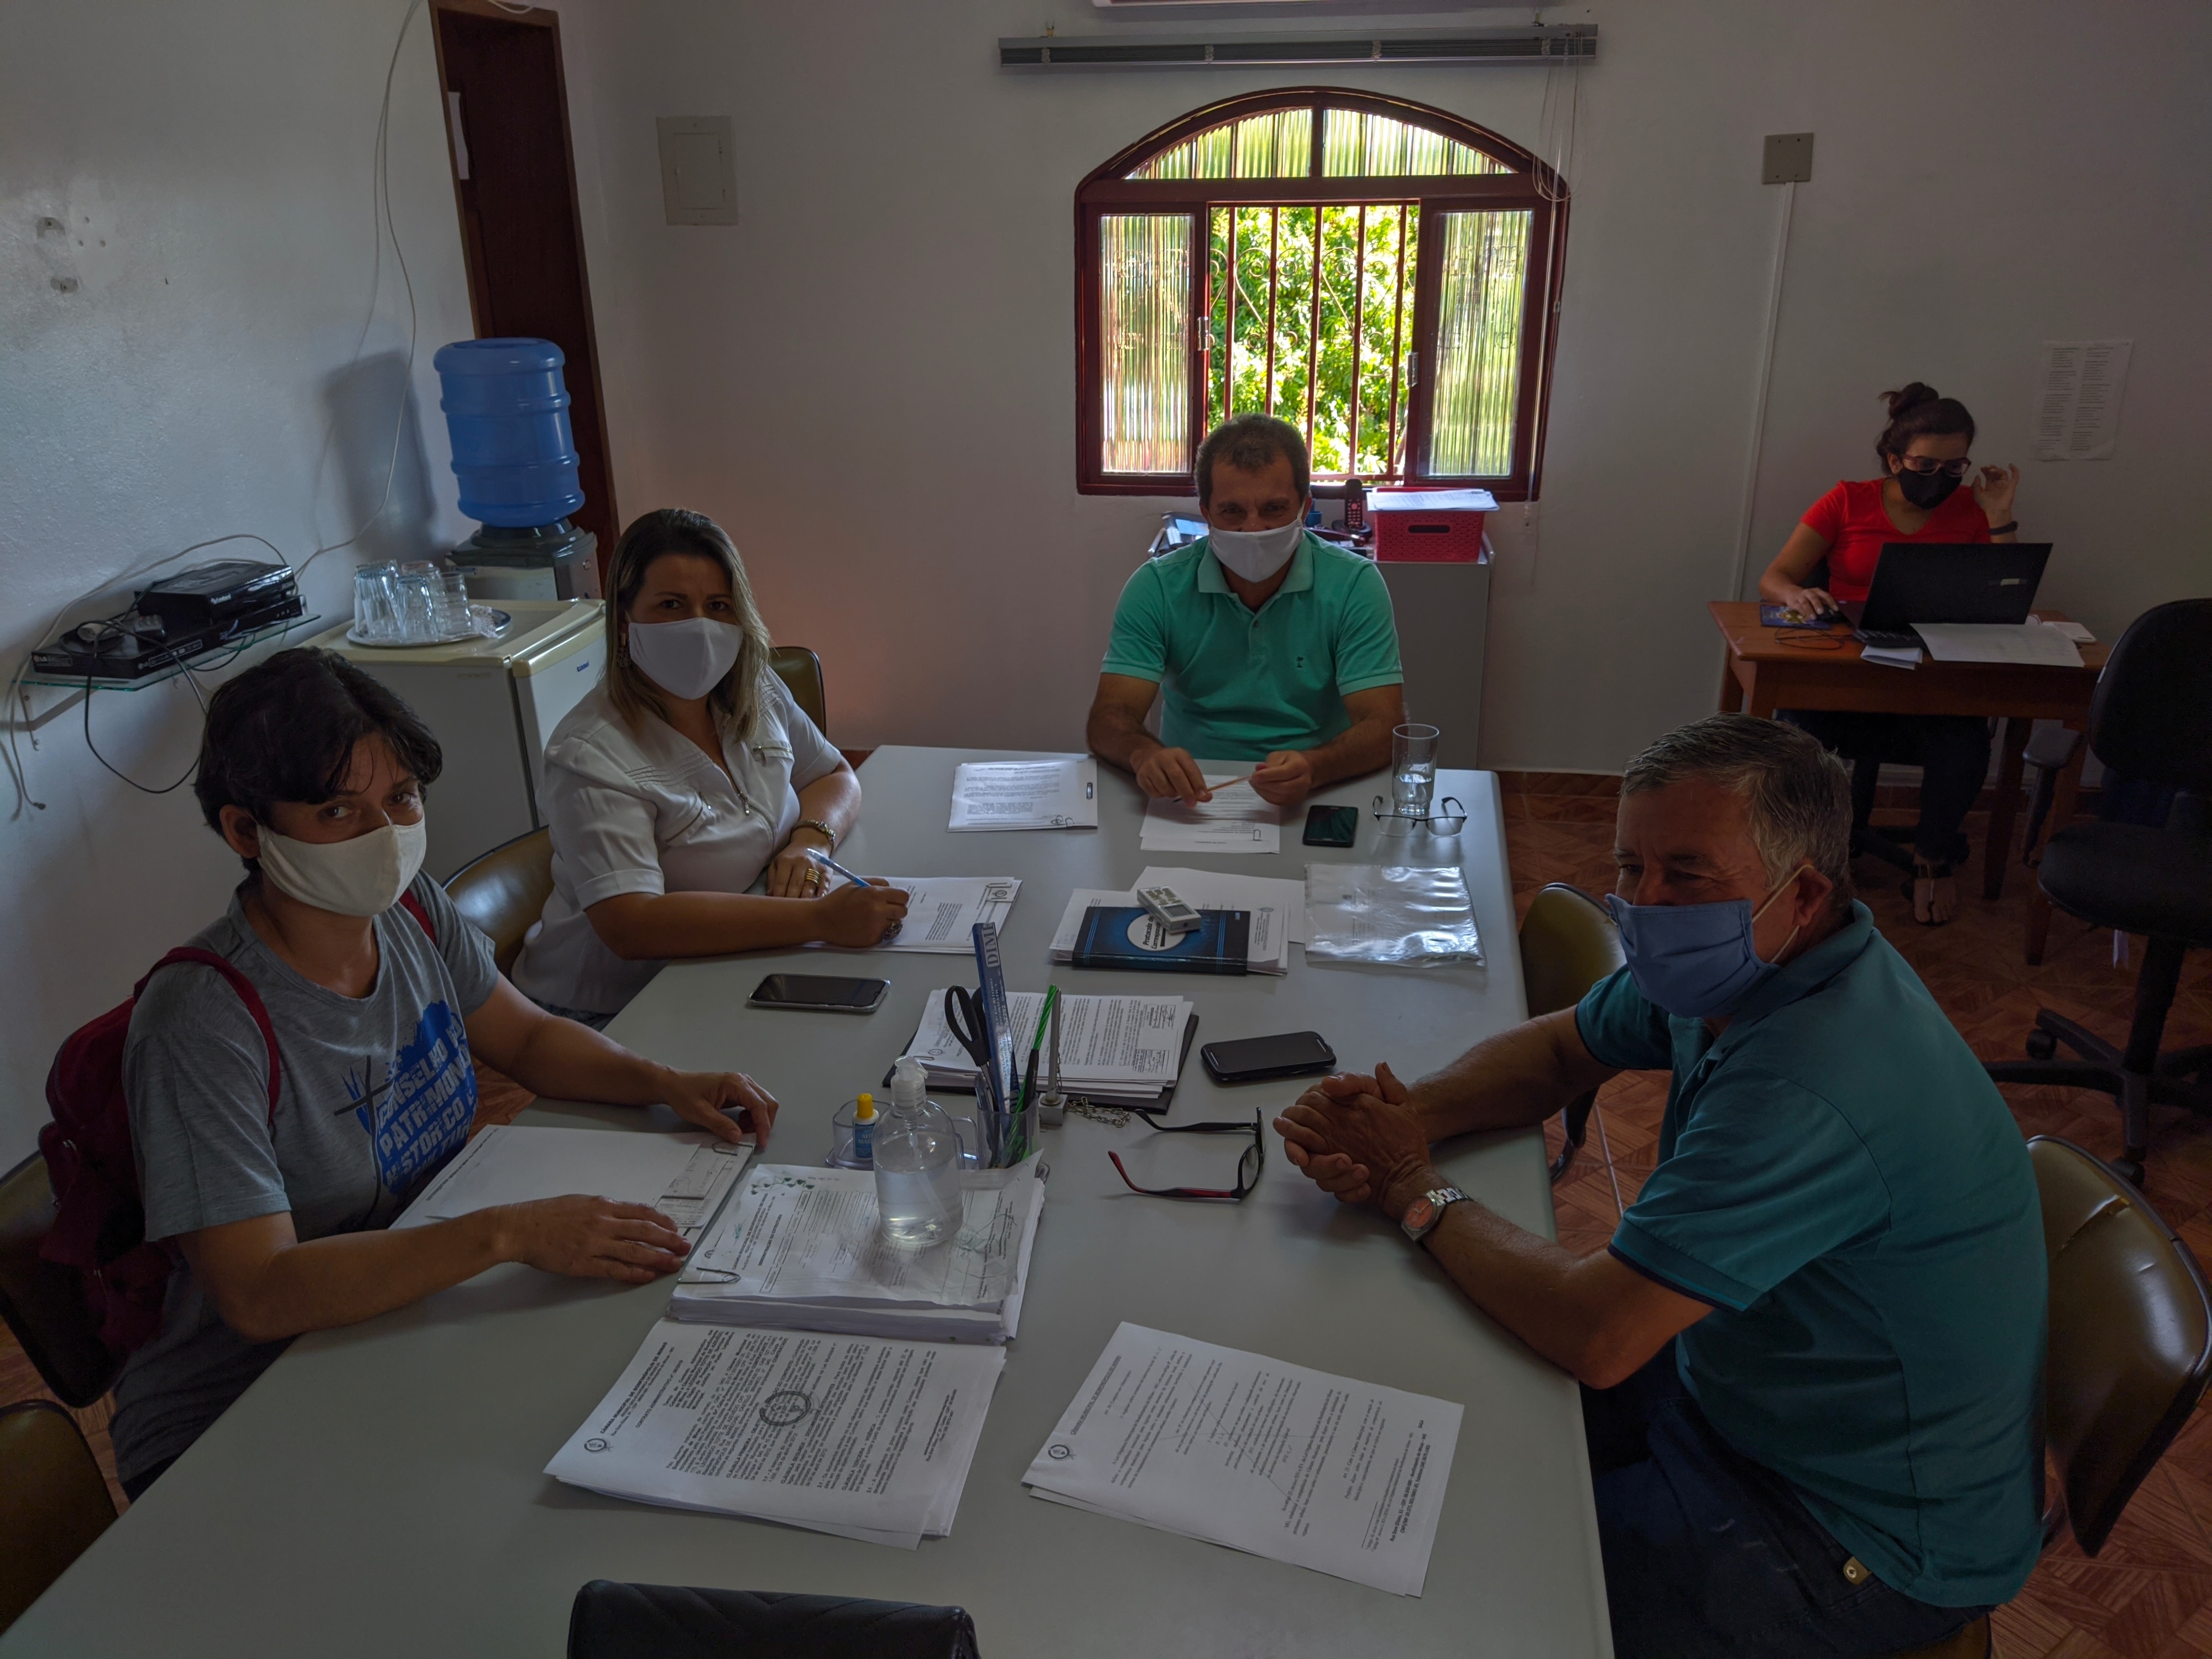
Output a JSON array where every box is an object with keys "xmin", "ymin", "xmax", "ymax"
[
  {"xmin": 432, "ymin": 562, "xmax": 472, "ymax": 638},
  {"xmin": 1391, "ymin": 723, "xmax": 1440, "ymax": 820},
  {"xmin": 353, "ymin": 563, "xmax": 400, "ymax": 642},
  {"xmin": 395, "ymin": 561, "xmax": 441, "ymax": 643}
]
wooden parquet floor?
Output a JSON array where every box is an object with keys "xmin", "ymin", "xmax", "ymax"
[{"xmin": 5, "ymin": 778, "xmax": 2209, "ymax": 1656}]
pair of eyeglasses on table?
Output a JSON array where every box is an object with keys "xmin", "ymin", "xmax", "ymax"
[{"xmin": 1108, "ymin": 1105, "xmax": 1265, "ymax": 1202}]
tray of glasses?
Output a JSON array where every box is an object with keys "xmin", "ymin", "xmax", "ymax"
[{"xmin": 346, "ymin": 606, "xmax": 513, "ymax": 648}]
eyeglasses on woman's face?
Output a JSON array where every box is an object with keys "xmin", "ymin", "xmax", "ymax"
[{"xmin": 1895, "ymin": 455, "xmax": 1973, "ymax": 479}]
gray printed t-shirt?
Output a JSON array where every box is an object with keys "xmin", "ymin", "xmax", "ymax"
[{"xmin": 112, "ymin": 873, "xmax": 498, "ymax": 1483}]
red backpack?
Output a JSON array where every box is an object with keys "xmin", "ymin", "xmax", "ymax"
[{"xmin": 38, "ymin": 893, "xmax": 434, "ymax": 1369}]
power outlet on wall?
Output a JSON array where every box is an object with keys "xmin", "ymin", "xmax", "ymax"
[{"xmin": 1761, "ymin": 132, "xmax": 1814, "ymax": 185}]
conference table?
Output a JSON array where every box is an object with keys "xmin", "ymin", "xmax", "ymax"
[{"xmin": 3, "ymin": 748, "xmax": 1612, "ymax": 1658}]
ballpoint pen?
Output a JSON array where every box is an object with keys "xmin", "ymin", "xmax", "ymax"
[{"xmin": 806, "ymin": 846, "xmax": 901, "ymax": 937}]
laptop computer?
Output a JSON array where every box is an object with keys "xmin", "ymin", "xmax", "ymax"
[{"xmin": 1844, "ymin": 542, "xmax": 2053, "ymax": 650}]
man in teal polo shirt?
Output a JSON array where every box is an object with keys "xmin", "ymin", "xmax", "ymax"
[
  {"xmin": 1274, "ymin": 714, "xmax": 2044, "ymax": 1659},
  {"xmin": 1086, "ymin": 413, "xmax": 1405, "ymax": 806}
]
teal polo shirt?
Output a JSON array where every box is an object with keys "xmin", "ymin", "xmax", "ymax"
[
  {"xmin": 1100, "ymin": 534, "xmax": 1404, "ymax": 763},
  {"xmin": 1575, "ymin": 903, "xmax": 2045, "ymax": 1608}
]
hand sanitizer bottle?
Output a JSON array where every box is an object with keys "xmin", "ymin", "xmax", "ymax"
[{"xmin": 875, "ymin": 1057, "xmax": 963, "ymax": 1248}]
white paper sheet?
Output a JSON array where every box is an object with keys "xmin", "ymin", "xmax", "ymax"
[
  {"xmin": 948, "ymin": 758, "xmax": 1099, "ymax": 831},
  {"xmin": 1138, "ymin": 865, "xmax": 1307, "ymax": 946},
  {"xmin": 2034, "ymin": 340, "xmax": 2131, "ymax": 461},
  {"xmin": 546, "ymin": 1319, "xmax": 1004, "ymax": 1547},
  {"xmin": 1140, "ymin": 774, "xmax": 1282, "ymax": 855},
  {"xmin": 394, "ymin": 1125, "xmax": 753, "ymax": 1237},
  {"xmin": 871, "ymin": 877, "xmax": 1021, "ymax": 952},
  {"xmin": 1023, "ymin": 1323, "xmax": 1460, "ymax": 1595},
  {"xmin": 1912, "ymin": 623, "xmax": 2084, "ymax": 667},
  {"xmin": 903, "ymin": 993, "xmax": 1190, "ymax": 1087},
  {"xmin": 1860, "ymin": 645, "xmax": 1922, "ymax": 669},
  {"xmin": 1048, "ymin": 888, "xmax": 1288, "ymax": 974},
  {"xmin": 2028, "ymin": 614, "xmax": 2096, "ymax": 643}
]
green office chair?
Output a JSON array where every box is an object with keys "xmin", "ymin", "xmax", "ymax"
[
  {"xmin": 1885, "ymin": 1135, "xmax": 2212, "ymax": 1659},
  {"xmin": 769, "ymin": 645, "xmax": 828, "ymax": 735},
  {"xmin": 0, "ymin": 1152, "xmax": 119, "ymax": 1409},
  {"xmin": 1516, "ymin": 884, "xmax": 1624, "ymax": 1184},
  {"xmin": 0, "ymin": 1399, "xmax": 117, "ymax": 1634}
]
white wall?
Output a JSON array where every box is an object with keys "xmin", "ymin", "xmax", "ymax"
[
  {"xmin": 557, "ymin": 0, "xmax": 2211, "ymax": 774},
  {"xmin": 0, "ymin": 0, "xmax": 476, "ymax": 1159}
]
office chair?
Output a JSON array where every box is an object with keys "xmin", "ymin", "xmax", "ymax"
[
  {"xmin": 445, "ymin": 827, "xmax": 556, "ymax": 978},
  {"xmin": 1517, "ymin": 884, "xmax": 1625, "ymax": 1183},
  {"xmin": 1885, "ymin": 1134, "xmax": 2212, "ymax": 1659},
  {"xmin": 1984, "ymin": 599, "xmax": 2212, "ymax": 1182},
  {"xmin": 567, "ymin": 1583, "xmax": 980, "ymax": 1659},
  {"xmin": 0, "ymin": 1152, "xmax": 119, "ymax": 1409},
  {"xmin": 769, "ymin": 645, "xmax": 828, "ymax": 735},
  {"xmin": 0, "ymin": 1399, "xmax": 118, "ymax": 1634}
]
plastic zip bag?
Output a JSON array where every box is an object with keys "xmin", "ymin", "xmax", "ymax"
[{"xmin": 1304, "ymin": 864, "xmax": 1484, "ymax": 966}]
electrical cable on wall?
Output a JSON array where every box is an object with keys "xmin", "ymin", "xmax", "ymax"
[
  {"xmin": 3, "ymin": 0, "xmax": 428, "ymax": 818},
  {"xmin": 1727, "ymin": 179, "xmax": 1799, "ymax": 602}
]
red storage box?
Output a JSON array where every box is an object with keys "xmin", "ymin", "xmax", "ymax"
[{"xmin": 1368, "ymin": 488, "xmax": 1496, "ymax": 562}]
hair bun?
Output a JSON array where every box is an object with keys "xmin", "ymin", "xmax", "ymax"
[{"xmin": 1882, "ymin": 382, "xmax": 1939, "ymax": 419}]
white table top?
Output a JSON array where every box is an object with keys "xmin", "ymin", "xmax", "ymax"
[{"xmin": 4, "ymin": 749, "xmax": 1611, "ymax": 1658}]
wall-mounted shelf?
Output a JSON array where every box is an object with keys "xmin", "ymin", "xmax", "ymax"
[{"xmin": 17, "ymin": 613, "xmax": 324, "ymax": 732}]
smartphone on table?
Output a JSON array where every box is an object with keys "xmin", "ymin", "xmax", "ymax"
[
  {"xmin": 1202, "ymin": 1031, "xmax": 1337, "ymax": 1084},
  {"xmin": 748, "ymin": 973, "xmax": 890, "ymax": 1014},
  {"xmin": 1302, "ymin": 804, "xmax": 1359, "ymax": 847}
]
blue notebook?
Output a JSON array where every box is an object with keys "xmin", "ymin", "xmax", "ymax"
[{"xmin": 1071, "ymin": 906, "xmax": 1249, "ymax": 975}]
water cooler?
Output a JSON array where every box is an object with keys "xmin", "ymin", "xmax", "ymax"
[{"xmin": 434, "ymin": 337, "xmax": 602, "ymax": 602}]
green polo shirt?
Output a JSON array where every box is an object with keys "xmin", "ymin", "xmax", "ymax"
[
  {"xmin": 1100, "ymin": 534, "xmax": 1404, "ymax": 763},
  {"xmin": 1575, "ymin": 903, "xmax": 2045, "ymax": 1608}
]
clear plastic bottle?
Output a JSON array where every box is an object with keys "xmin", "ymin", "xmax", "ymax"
[{"xmin": 874, "ymin": 1057, "xmax": 964, "ymax": 1248}]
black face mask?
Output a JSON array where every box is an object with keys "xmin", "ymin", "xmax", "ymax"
[{"xmin": 1895, "ymin": 466, "xmax": 1961, "ymax": 510}]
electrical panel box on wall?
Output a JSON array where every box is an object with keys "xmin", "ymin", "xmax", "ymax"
[
  {"xmin": 1761, "ymin": 132, "xmax": 1814, "ymax": 185},
  {"xmin": 656, "ymin": 116, "xmax": 738, "ymax": 225}
]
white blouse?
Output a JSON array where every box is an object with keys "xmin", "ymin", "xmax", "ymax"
[{"xmin": 510, "ymin": 675, "xmax": 844, "ymax": 1015}]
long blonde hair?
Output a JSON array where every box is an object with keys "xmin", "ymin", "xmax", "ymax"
[{"xmin": 602, "ymin": 508, "xmax": 775, "ymax": 743}]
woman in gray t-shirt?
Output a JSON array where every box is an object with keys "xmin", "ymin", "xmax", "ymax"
[{"xmin": 114, "ymin": 648, "xmax": 779, "ymax": 1499}]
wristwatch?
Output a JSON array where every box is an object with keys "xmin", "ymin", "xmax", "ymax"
[
  {"xmin": 1400, "ymin": 1186, "xmax": 1470, "ymax": 1244},
  {"xmin": 794, "ymin": 818, "xmax": 838, "ymax": 851}
]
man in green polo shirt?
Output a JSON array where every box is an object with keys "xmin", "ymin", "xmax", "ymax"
[
  {"xmin": 1087, "ymin": 413, "xmax": 1405, "ymax": 806},
  {"xmin": 1274, "ymin": 714, "xmax": 2044, "ymax": 1659}
]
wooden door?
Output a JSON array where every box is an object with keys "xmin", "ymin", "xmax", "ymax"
[{"xmin": 434, "ymin": 2, "xmax": 618, "ymax": 557}]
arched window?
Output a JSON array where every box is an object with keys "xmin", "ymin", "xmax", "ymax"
[{"xmin": 1076, "ymin": 89, "xmax": 1567, "ymax": 500}]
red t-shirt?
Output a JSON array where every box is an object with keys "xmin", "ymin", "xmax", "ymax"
[{"xmin": 1799, "ymin": 479, "xmax": 1991, "ymax": 602}]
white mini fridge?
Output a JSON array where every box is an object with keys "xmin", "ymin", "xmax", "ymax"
[{"xmin": 308, "ymin": 599, "xmax": 607, "ymax": 880}]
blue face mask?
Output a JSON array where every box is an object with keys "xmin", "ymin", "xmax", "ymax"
[{"xmin": 1604, "ymin": 872, "xmax": 1804, "ymax": 1020}]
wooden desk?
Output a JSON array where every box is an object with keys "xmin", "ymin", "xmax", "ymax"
[{"xmin": 1708, "ymin": 602, "xmax": 2107, "ymax": 963}]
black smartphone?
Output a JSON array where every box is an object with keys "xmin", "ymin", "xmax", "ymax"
[
  {"xmin": 1202, "ymin": 1031, "xmax": 1337, "ymax": 1085},
  {"xmin": 1303, "ymin": 804, "xmax": 1359, "ymax": 847},
  {"xmin": 748, "ymin": 973, "xmax": 890, "ymax": 1014}
]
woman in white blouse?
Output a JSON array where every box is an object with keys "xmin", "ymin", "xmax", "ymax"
[{"xmin": 512, "ymin": 509, "xmax": 908, "ymax": 1023}]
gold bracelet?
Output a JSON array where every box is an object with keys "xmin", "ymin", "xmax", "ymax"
[{"xmin": 795, "ymin": 818, "xmax": 837, "ymax": 852}]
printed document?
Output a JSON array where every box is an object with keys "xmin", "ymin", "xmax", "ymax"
[
  {"xmin": 1050, "ymin": 888, "xmax": 1288, "ymax": 974},
  {"xmin": 1912, "ymin": 623, "xmax": 2084, "ymax": 667},
  {"xmin": 872, "ymin": 877, "xmax": 1021, "ymax": 953},
  {"xmin": 1138, "ymin": 864, "xmax": 1307, "ymax": 946},
  {"xmin": 675, "ymin": 1159, "xmax": 1043, "ymax": 1343},
  {"xmin": 1140, "ymin": 774, "xmax": 1282, "ymax": 855},
  {"xmin": 394, "ymin": 1125, "xmax": 752, "ymax": 1237},
  {"xmin": 949, "ymin": 758, "xmax": 1099, "ymax": 830},
  {"xmin": 547, "ymin": 1319, "xmax": 1004, "ymax": 1547},
  {"xmin": 903, "ymin": 992, "xmax": 1191, "ymax": 1092},
  {"xmin": 1024, "ymin": 1323, "xmax": 1460, "ymax": 1595}
]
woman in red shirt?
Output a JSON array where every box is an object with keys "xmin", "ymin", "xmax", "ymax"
[{"xmin": 1758, "ymin": 384, "xmax": 2021, "ymax": 925}]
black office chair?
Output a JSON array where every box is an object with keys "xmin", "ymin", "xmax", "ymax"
[
  {"xmin": 567, "ymin": 1583, "xmax": 980, "ymax": 1659},
  {"xmin": 1985, "ymin": 599, "xmax": 2212, "ymax": 1182}
]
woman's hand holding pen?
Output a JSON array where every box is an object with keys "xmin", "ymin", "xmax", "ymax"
[{"xmin": 812, "ymin": 878, "xmax": 909, "ymax": 947}]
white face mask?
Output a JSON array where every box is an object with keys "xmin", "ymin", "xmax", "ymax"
[
  {"xmin": 257, "ymin": 820, "xmax": 428, "ymax": 917},
  {"xmin": 1208, "ymin": 520, "xmax": 1305, "ymax": 583},
  {"xmin": 628, "ymin": 616, "xmax": 744, "ymax": 701}
]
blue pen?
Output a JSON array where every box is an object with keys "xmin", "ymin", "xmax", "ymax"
[{"xmin": 806, "ymin": 847, "xmax": 902, "ymax": 938}]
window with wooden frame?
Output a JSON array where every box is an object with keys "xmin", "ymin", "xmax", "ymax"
[{"xmin": 1075, "ymin": 89, "xmax": 1567, "ymax": 501}]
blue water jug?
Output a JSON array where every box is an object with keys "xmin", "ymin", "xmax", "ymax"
[{"xmin": 434, "ymin": 337, "xmax": 586, "ymax": 528}]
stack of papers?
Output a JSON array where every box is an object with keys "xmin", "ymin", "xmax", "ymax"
[
  {"xmin": 1023, "ymin": 1324, "xmax": 1461, "ymax": 1595},
  {"xmin": 1052, "ymin": 889, "xmax": 1290, "ymax": 974},
  {"xmin": 870, "ymin": 877, "xmax": 1020, "ymax": 953},
  {"xmin": 900, "ymin": 991, "xmax": 1193, "ymax": 1107},
  {"xmin": 1860, "ymin": 644, "xmax": 1923, "ymax": 669},
  {"xmin": 1138, "ymin": 865, "xmax": 1307, "ymax": 947},
  {"xmin": 1140, "ymin": 774, "xmax": 1282, "ymax": 855},
  {"xmin": 671, "ymin": 1158, "xmax": 1046, "ymax": 1344},
  {"xmin": 948, "ymin": 757, "xmax": 1099, "ymax": 830},
  {"xmin": 546, "ymin": 1319, "xmax": 1003, "ymax": 1547},
  {"xmin": 393, "ymin": 1124, "xmax": 753, "ymax": 1238},
  {"xmin": 1912, "ymin": 622, "xmax": 2085, "ymax": 667}
]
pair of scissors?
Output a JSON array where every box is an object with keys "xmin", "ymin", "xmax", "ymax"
[{"xmin": 943, "ymin": 986, "xmax": 1001, "ymax": 1164}]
